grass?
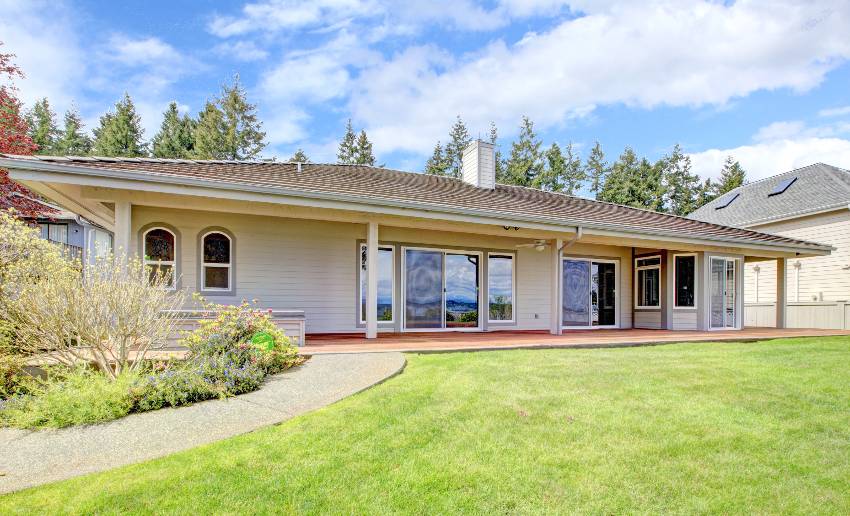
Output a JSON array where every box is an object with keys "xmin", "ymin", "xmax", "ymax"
[{"xmin": 2, "ymin": 336, "xmax": 849, "ymax": 514}]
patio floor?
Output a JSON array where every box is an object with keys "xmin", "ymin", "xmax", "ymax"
[{"xmin": 300, "ymin": 327, "xmax": 850, "ymax": 354}]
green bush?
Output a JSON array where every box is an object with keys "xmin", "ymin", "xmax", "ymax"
[{"xmin": 0, "ymin": 367, "xmax": 137, "ymax": 429}]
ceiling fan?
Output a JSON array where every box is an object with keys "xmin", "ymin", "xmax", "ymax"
[{"xmin": 515, "ymin": 239, "xmax": 550, "ymax": 252}]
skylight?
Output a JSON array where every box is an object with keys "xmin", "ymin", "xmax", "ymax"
[
  {"xmin": 715, "ymin": 192, "xmax": 739, "ymax": 210},
  {"xmin": 768, "ymin": 176, "xmax": 797, "ymax": 196}
]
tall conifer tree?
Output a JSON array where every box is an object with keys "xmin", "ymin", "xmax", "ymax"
[
  {"xmin": 504, "ymin": 116, "xmax": 544, "ymax": 187},
  {"xmin": 444, "ymin": 115, "xmax": 471, "ymax": 178},
  {"xmin": 151, "ymin": 102, "xmax": 195, "ymax": 159},
  {"xmin": 55, "ymin": 106, "xmax": 91, "ymax": 155},
  {"xmin": 337, "ymin": 119, "xmax": 357, "ymax": 164},
  {"xmin": 92, "ymin": 93, "xmax": 146, "ymax": 157},
  {"xmin": 26, "ymin": 98, "xmax": 58, "ymax": 154}
]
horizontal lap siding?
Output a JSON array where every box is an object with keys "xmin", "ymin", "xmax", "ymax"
[
  {"xmin": 748, "ymin": 211, "xmax": 850, "ymax": 303},
  {"xmin": 634, "ymin": 311, "xmax": 662, "ymax": 329},
  {"xmin": 672, "ymin": 310, "xmax": 697, "ymax": 330}
]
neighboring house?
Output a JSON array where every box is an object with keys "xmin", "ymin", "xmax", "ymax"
[
  {"xmin": 0, "ymin": 144, "xmax": 830, "ymax": 343},
  {"xmin": 16, "ymin": 194, "xmax": 114, "ymax": 266},
  {"xmin": 689, "ymin": 163, "xmax": 850, "ymax": 329}
]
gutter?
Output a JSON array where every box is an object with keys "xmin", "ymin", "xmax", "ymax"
[
  {"xmin": 0, "ymin": 158, "xmax": 833, "ymax": 254},
  {"xmin": 560, "ymin": 226, "xmax": 583, "ymax": 251}
]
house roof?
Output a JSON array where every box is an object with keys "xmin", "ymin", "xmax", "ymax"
[
  {"xmin": 688, "ymin": 163, "xmax": 850, "ymax": 227},
  {"xmin": 0, "ymin": 154, "xmax": 833, "ymax": 253}
]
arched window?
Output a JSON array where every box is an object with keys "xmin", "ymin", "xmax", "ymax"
[
  {"xmin": 143, "ymin": 227, "xmax": 176, "ymax": 289},
  {"xmin": 202, "ymin": 231, "xmax": 231, "ymax": 291}
]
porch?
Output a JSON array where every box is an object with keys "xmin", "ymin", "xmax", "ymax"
[{"xmin": 300, "ymin": 327, "xmax": 850, "ymax": 354}]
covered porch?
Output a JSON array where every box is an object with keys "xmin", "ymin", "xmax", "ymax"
[{"xmin": 301, "ymin": 327, "xmax": 850, "ymax": 354}]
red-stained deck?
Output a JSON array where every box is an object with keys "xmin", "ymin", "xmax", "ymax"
[{"xmin": 300, "ymin": 327, "xmax": 850, "ymax": 354}]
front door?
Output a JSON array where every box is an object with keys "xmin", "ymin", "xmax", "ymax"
[
  {"xmin": 403, "ymin": 248, "xmax": 481, "ymax": 331},
  {"xmin": 562, "ymin": 257, "xmax": 618, "ymax": 329},
  {"xmin": 710, "ymin": 257, "xmax": 737, "ymax": 329}
]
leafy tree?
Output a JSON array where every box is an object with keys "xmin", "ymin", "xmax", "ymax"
[
  {"xmin": 424, "ymin": 141, "xmax": 450, "ymax": 176},
  {"xmin": 55, "ymin": 106, "xmax": 92, "ymax": 155},
  {"xmin": 26, "ymin": 98, "xmax": 58, "ymax": 154},
  {"xmin": 289, "ymin": 149, "xmax": 309, "ymax": 163},
  {"xmin": 192, "ymin": 101, "xmax": 226, "ymax": 159},
  {"xmin": 585, "ymin": 141, "xmax": 608, "ymax": 200},
  {"xmin": 504, "ymin": 116, "xmax": 544, "ymax": 187},
  {"xmin": 218, "ymin": 75, "xmax": 266, "ymax": 160},
  {"xmin": 354, "ymin": 130, "xmax": 375, "ymax": 166},
  {"xmin": 151, "ymin": 102, "xmax": 195, "ymax": 159},
  {"xmin": 661, "ymin": 144, "xmax": 700, "ymax": 216},
  {"xmin": 632, "ymin": 156, "xmax": 666, "ymax": 212},
  {"xmin": 489, "ymin": 122, "xmax": 507, "ymax": 183},
  {"xmin": 444, "ymin": 115, "xmax": 471, "ymax": 178},
  {"xmin": 0, "ymin": 43, "xmax": 46, "ymax": 217},
  {"xmin": 717, "ymin": 155, "xmax": 746, "ymax": 195},
  {"xmin": 92, "ymin": 93, "xmax": 147, "ymax": 157},
  {"xmin": 337, "ymin": 119, "xmax": 357, "ymax": 164}
]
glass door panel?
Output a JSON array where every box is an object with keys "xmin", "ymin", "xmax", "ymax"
[
  {"xmin": 405, "ymin": 250, "xmax": 443, "ymax": 329},
  {"xmin": 563, "ymin": 259, "xmax": 591, "ymax": 326},
  {"xmin": 594, "ymin": 262, "xmax": 617, "ymax": 326},
  {"xmin": 710, "ymin": 258, "xmax": 725, "ymax": 328},
  {"xmin": 445, "ymin": 254, "xmax": 480, "ymax": 328},
  {"xmin": 725, "ymin": 259, "xmax": 736, "ymax": 328}
]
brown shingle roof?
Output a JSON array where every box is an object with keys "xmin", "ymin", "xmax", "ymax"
[{"xmin": 0, "ymin": 154, "xmax": 831, "ymax": 252}]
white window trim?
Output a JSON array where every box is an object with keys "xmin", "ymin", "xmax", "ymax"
[
  {"xmin": 634, "ymin": 255, "xmax": 661, "ymax": 309},
  {"xmin": 487, "ymin": 252, "xmax": 516, "ymax": 324},
  {"xmin": 708, "ymin": 256, "xmax": 741, "ymax": 331},
  {"xmin": 359, "ymin": 243, "xmax": 395, "ymax": 325},
  {"xmin": 561, "ymin": 256, "xmax": 620, "ymax": 330},
  {"xmin": 673, "ymin": 253, "xmax": 698, "ymax": 310},
  {"xmin": 200, "ymin": 231, "xmax": 232, "ymax": 292},
  {"xmin": 143, "ymin": 227, "xmax": 176, "ymax": 290},
  {"xmin": 400, "ymin": 246, "xmax": 483, "ymax": 333}
]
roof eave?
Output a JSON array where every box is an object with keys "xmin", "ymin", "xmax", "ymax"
[{"xmin": 1, "ymin": 158, "xmax": 832, "ymax": 256}]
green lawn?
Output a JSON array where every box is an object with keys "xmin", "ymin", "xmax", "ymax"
[{"xmin": 3, "ymin": 337, "xmax": 850, "ymax": 514}]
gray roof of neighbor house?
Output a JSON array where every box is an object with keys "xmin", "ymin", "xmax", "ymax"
[
  {"xmin": 689, "ymin": 163, "xmax": 850, "ymax": 227},
  {"xmin": 0, "ymin": 154, "xmax": 833, "ymax": 253}
]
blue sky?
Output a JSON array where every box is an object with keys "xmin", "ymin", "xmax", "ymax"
[{"xmin": 2, "ymin": 0, "xmax": 850, "ymax": 183}]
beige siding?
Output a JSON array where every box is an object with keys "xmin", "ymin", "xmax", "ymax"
[
  {"xmin": 634, "ymin": 311, "xmax": 662, "ymax": 329},
  {"xmin": 134, "ymin": 207, "xmax": 638, "ymax": 333},
  {"xmin": 746, "ymin": 210, "xmax": 850, "ymax": 304},
  {"xmin": 671, "ymin": 309, "xmax": 697, "ymax": 330}
]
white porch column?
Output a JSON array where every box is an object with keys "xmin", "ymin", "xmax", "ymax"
[
  {"xmin": 114, "ymin": 201, "xmax": 132, "ymax": 258},
  {"xmin": 550, "ymin": 238, "xmax": 563, "ymax": 335},
  {"xmin": 366, "ymin": 222, "xmax": 379, "ymax": 339},
  {"xmin": 776, "ymin": 258, "xmax": 787, "ymax": 329}
]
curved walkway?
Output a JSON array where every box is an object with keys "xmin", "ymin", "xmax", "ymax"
[{"xmin": 0, "ymin": 352, "xmax": 406, "ymax": 494}]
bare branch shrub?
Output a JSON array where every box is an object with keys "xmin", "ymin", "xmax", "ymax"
[{"xmin": 6, "ymin": 251, "xmax": 187, "ymax": 379}]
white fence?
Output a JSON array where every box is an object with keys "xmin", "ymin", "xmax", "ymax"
[{"xmin": 745, "ymin": 302, "xmax": 850, "ymax": 329}]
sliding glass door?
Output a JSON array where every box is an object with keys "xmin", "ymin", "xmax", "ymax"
[
  {"xmin": 710, "ymin": 257, "xmax": 737, "ymax": 329},
  {"xmin": 404, "ymin": 248, "xmax": 481, "ymax": 331},
  {"xmin": 562, "ymin": 257, "xmax": 618, "ymax": 329}
]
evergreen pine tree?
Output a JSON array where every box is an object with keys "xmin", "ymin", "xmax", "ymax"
[
  {"xmin": 337, "ymin": 119, "xmax": 357, "ymax": 164},
  {"xmin": 585, "ymin": 141, "xmax": 608, "ymax": 200},
  {"xmin": 661, "ymin": 144, "xmax": 700, "ymax": 215},
  {"xmin": 151, "ymin": 102, "xmax": 195, "ymax": 159},
  {"xmin": 504, "ymin": 116, "xmax": 543, "ymax": 187},
  {"xmin": 537, "ymin": 142, "xmax": 566, "ymax": 192},
  {"xmin": 354, "ymin": 129, "xmax": 376, "ymax": 166},
  {"xmin": 599, "ymin": 147, "xmax": 638, "ymax": 206},
  {"xmin": 92, "ymin": 92, "xmax": 147, "ymax": 157},
  {"xmin": 26, "ymin": 97, "xmax": 58, "ymax": 154},
  {"xmin": 289, "ymin": 148, "xmax": 309, "ymax": 162},
  {"xmin": 696, "ymin": 177, "xmax": 718, "ymax": 206},
  {"xmin": 632, "ymin": 157, "xmax": 665, "ymax": 212},
  {"xmin": 55, "ymin": 106, "xmax": 91, "ymax": 155},
  {"xmin": 444, "ymin": 115, "xmax": 471, "ymax": 178},
  {"xmin": 193, "ymin": 100, "xmax": 226, "ymax": 159},
  {"xmin": 218, "ymin": 75, "xmax": 266, "ymax": 160},
  {"xmin": 489, "ymin": 121, "xmax": 506, "ymax": 183},
  {"xmin": 425, "ymin": 141, "xmax": 450, "ymax": 175},
  {"xmin": 717, "ymin": 155, "xmax": 746, "ymax": 195}
]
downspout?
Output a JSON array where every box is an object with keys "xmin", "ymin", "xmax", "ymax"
[{"xmin": 560, "ymin": 226, "xmax": 583, "ymax": 251}]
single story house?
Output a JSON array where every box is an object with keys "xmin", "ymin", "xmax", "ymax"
[
  {"xmin": 689, "ymin": 163, "xmax": 850, "ymax": 329},
  {"xmin": 0, "ymin": 143, "xmax": 832, "ymax": 344}
]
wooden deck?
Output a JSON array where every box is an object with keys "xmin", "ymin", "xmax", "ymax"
[{"xmin": 301, "ymin": 327, "xmax": 850, "ymax": 354}]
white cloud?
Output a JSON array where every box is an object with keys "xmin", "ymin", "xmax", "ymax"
[
  {"xmin": 107, "ymin": 35, "xmax": 182, "ymax": 65},
  {"xmin": 819, "ymin": 105, "xmax": 850, "ymax": 118},
  {"xmin": 209, "ymin": 0, "xmax": 381, "ymax": 37},
  {"xmin": 690, "ymin": 117, "xmax": 850, "ymax": 181},
  {"xmin": 348, "ymin": 0, "xmax": 850, "ymax": 154},
  {"xmin": 0, "ymin": 0, "xmax": 85, "ymax": 111},
  {"xmin": 213, "ymin": 41, "xmax": 269, "ymax": 61}
]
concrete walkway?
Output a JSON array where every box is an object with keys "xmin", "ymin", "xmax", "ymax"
[{"xmin": 0, "ymin": 352, "xmax": 406, "ymax": 494}]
